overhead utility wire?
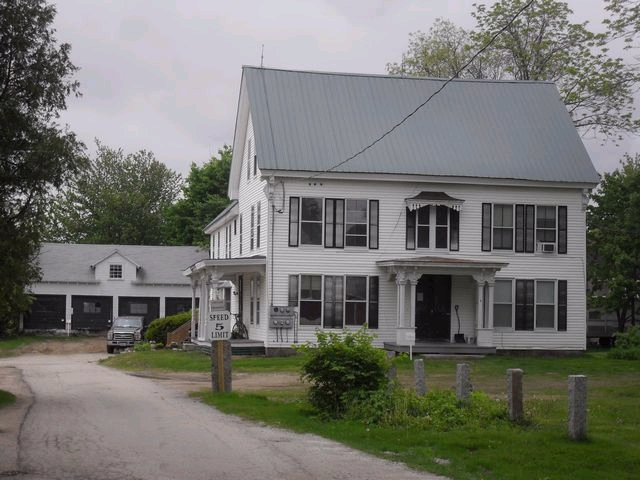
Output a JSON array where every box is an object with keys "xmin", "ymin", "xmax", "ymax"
[{"xmin": 310, "ymin": 0, "xmax": 535, "ymax": 179}]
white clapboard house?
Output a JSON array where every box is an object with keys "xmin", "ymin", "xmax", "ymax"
[
  {"xmin": 183, "ymin": 67, "xmax": 600, "ymax": 353},
  {"xmin": 26, "ymin": 243, "xmax": 204, "ymax": 331}
]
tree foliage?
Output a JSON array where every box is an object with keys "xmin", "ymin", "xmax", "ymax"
[
  {"xmin": 163, "ymin": 145, "xmax": 232, "ymax": 246},
  {"xmin": 604, "ymin": 0, "xmax": 640, "ymax": 47},
  {"xmin": 49, "ymin": 141, "xmax": 182, "ymax": 245},
  {"xmin": 587, "ymin": 154, "xmax": 640, "ymax": 332},
  {"xmin": 388, "ymin": 0, "xmax": 640, "ymax": 139},
  {"xmin": 0, "ymin": 0, "xmax": 84, "ymax": 334}
]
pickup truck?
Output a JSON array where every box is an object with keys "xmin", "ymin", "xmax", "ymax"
[{"xmin": 106, "ymin": 316, "xmax": 145, "ymax": 353}]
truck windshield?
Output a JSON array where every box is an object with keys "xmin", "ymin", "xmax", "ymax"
[{"xmin": 113, "ymin": 318, "xmax": 142, "ymax": 328}]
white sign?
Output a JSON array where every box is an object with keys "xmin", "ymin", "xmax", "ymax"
[{"xmin": 207, "ymin": 310, "xmax": 232, "ymax": 341}]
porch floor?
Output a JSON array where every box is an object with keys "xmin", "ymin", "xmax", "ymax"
[{"xmin": 384, "ymin": 341, "xmax": 496, "ymax": 356}]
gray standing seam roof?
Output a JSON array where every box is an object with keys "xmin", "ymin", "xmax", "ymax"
[
  {"xmin": 36, "ymin": 243, "xmax": 206, "ymax": 285},
  {"xmin": 242, "ymin": 67, "xmax": 600, "ymax": 184}
]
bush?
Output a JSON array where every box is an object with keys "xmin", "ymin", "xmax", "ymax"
[
  {"xmin": 609, "ymin": 325, "xmax": 640, "ymax": 359},
  {"xmin": 145, "ymin": 311, "xmax": 192, "ymax": 345},
  {"xmin": 297, "ymin": 327, "xmax": 390, "ymax": 418}
]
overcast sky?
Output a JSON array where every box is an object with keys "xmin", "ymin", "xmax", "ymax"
[{"xmin": 53, "ymin": 0, "xmax": 635, "ymax": 178}]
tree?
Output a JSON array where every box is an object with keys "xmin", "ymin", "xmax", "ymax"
[
  {"xmin": 386, "ymin": 18, "xmax": 508, "ymax": 79},
  {"xmin": 0, "ymin": 0, "xmax": 85, "ymax": 334},
  {"xmin": 49, "ymin": 141, "xmax": 182, "ymax": 245},
  {"xmin": 388, "ymin": 0, "xmax": 640, "ymax": 140},
  {"xmin": 587, "ymin": 154, "xmax": 640, "ymax": 332},
  {"xmin": 163, "ymin": 145, "xmax": 232, "ymax": 246},
  {"xmin": 604, "ymin": 0, "xmax": 640, "ymax": 47}
]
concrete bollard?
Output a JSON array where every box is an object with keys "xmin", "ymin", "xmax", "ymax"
[
  {"xmin": 386, "ymin": 350, "xmax": 397, "ymax": 383},
  {"xmin": 414, "ymin": 358, "xmax": 426, "ymax": 396},
  {"xmin": 456, "ymin": 363, "xmax": 472, "ymax": 402},
  {"xmin": 568, "ymin": 375, "xmax": 587, "ymax": 440},
  {"xmin": 507, "ymin": 368, "xmax": 524, "ymax": 421}
]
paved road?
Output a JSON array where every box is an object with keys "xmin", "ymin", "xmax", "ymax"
[{"xmin": 0, "ymin": 354, "xmax": 446, "ymax": 480}]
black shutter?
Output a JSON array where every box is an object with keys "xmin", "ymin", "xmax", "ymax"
[
  {"xmin": 450, "ymin": 208, "xmax": 459, "ymax": 251},
  {"xmin": 525, "ymin": 205, "xmax": 535, "ymax": 253},
  {"xmin": 515, "ymin": 205, "xmax": 524, "ymax": 252},
  {"xmin": 368, "ymin": 276, "xmax": 379, "ymax": 329},
  {"xmin": 482, "ymin": 203, "xmax": 492, "ymax": 251},
  {"xmin": 289, "ymin": 197, "xmax": 299, "ymax": 247},
  {"xmin": 369, "ymin": 200, "xmax": 379, "ymax": 250},
  {"xmin": 406, "ymin": 208, "xmax": 416, "ymax": 250},
  {"xmin": 558, "ymin": 206, "xmax": 567, "ymax": 254},
  {"xmin": 558, "ymin": 280, "xmax": 567, "ymax": 331}
]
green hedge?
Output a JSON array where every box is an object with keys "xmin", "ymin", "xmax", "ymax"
[{"xmin": 145, "ymin": 311, "xmax": 192, "ymax": 345}]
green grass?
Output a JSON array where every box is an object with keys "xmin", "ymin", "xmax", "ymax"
[
  {"xmin": 0, "ymin": 389, "xmax": 17, "ymax": 409},
  {"xmin": 0, "ymin": 335, "xmax": 48, "ymax": 356},
  {"xmin": 103, "ymin": 348, "xmax": 640, "ymax": 480}
]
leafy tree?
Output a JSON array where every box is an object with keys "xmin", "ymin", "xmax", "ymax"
[
  {"xmin": 587, "ymin": 154, "xmax": 640, "ymax": 332},
  {"xmin": 163, "ymin": 145, "xmax": 232, "ymax": 246},
  {"xmin": 49, "ymin": 141, "xmax": 182, "ymax": 245},
  {"xmin": 0, "ymin": 0, "xmax": 85, "ymax": 334},
  {"xmin": 604, "ymin": 0, "xmax": 640, "ymax": 47},
  {"xmin": 388, "ymin": 0, "xmax": 640, "ymax": 139},
  {"xmin": 386, "ymin": 18, "xmax": 507, "ymax": 79}
]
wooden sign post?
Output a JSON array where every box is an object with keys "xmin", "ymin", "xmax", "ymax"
[{"xmin": 208, "ymin": 310, "xmax": 232, "ymax": 393}]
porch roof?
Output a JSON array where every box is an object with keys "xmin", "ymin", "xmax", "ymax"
[
  {"xmin": 376, "ymin": 256, "xmax": 508, "ymax": 277},
  {"xmin": 405, "ymin": 191, "xmax": 465, "ymax": 211},
  {"xmin": 183, "ymin": 256, "xmax": 266, "ymax": 281}
]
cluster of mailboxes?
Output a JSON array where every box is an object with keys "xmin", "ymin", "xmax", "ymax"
[{"xmin": 269, "ymin": 305, "xmax": 296, "ymax": 329}]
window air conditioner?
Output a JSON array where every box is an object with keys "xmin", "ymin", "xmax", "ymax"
[{"xmin": 539, "ymin": 242, "xmax": 556, "ymax": 253}]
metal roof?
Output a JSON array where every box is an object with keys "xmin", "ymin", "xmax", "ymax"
[
  {"xmin": 35, "ymin": 243, "xmax": 206, "ymax": 285},
  {"xmin": 241, "ymin": 66, "xmax": 600, "ymax": 184}
]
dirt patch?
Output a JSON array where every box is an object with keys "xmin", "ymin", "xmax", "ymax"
[{"xmin": 8, "ymin": 335, "xmax": 106, "ymax": 355}]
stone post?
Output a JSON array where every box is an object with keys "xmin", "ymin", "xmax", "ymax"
[
  {"xmin": 507, "ymin": 368, "xmax": 524, "ymax": 421},
  {"xmin": 568, "ymin": 375, "xmax": 587, "ymax": 440},
  {"xmin": 456, "ymin": 363, "xmax": 472, "ymax": 402},
  {"xmin": 414, "ymin": 358, "xmax": 426, "ymax": 396},
  {"xmin": 386, "ymin": 350, "xmax": 397, "ymax": 384}
]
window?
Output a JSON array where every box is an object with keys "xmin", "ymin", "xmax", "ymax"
[
  {"xmin": 83, "ymin": 302, "xmax": 101, "ymax": 313},
  {"xmin": 253, "ymin": 147, "xmax": 257, "ymax": 176},
  {"xmin": 289, "ymin": 274, "xmax": 379, "ymax": 329},
  {"xmin": 299, "ymin": 275, "xmax": 322, "ymax": 325},
  {"xmin": 493, "ymin": 205, "xmax": 513, "ymax": 250},
  {"xmin": 494, "ymin": 280, "xmax": 513, "ymax": 328},
  {"xmin": 345, "ymin": 200, "xmax": 368, "ymax": 247},
  {"xmin": 216, "ymin": 231, "xmax": 220, "ymax": 258},
  {"xmin": 226, "ymin": 225, "xmax": 231, "ymax": 258},
  {"xmin": 109, "ymin": 264, "xmax": 122, "ymax": 279},
  {"xmin": 482, "ymin": 204, "xmax": 567, "ymax": 254},
  {"xmin": 130, "ymin": 303, "xmax": 148, "ymax": 315},
  {"xmin": 345, "ymin": 276, "xmax": 367, "ymax": 326},
  {"xmin": 292, "ymin": 197, "xmax": 378, "ymax": 249},
  {"xmin": 536, "ymin": 206, "xmax": 556, "ymax": 243},
  {"xmin": 301, "ymin": 198, "xmax": 323, "ymax": 245},
  {"xmin": 246, "ymin": 138, "xmax": 252, "ymax": 181},
  {"xmin": 323, "ymin": 276, "xmax": 343, "ymax": 328},
  {"xmin": 234, "ymin": 219, "xmax": 237, "ymax": 236},
  {"xmin": 325, "ymin": 199, "xmax": 344, "ymax": 248},
  {"xmin": 406, "ymin": 205, "xmax": 458, "ymax": 250},
  {"xmin": 250, "ymin": 205, "xmax": 255, "ymax": 250},
  {"xmin": 239, "ymin": 214, "xmax": 243, "ymax": 255},
  {"xmin": 497, "ymin": 279, "xmax": 567, "ymax": 331},
  {"xmin": 256, "ymin": 202, "xmax": 261, "ymax": 249}
]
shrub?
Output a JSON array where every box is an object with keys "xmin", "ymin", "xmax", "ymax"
[
  {"xmin": 297, "ymin": 327, "xmax": 390, "ymax": 418},
  {"xmin": 609, "ymin": 325, "xmax": 640, "ymax": 359},
  {"xmin": 145, "ymin": 311, "xmax": 192, "ymax": 345}
]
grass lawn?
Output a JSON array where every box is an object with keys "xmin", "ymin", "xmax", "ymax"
[
  {"xmin": 0, "ymin": 389, "xmax": 16, "ymax": 409},
  {"xmin": 101, "ymin": 350, "xmax": 640, "ymax": 479}
]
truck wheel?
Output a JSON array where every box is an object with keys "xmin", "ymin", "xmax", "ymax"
[{"xmin": 107, "ymin": 345, "xmax": 115, "ymax": 354}]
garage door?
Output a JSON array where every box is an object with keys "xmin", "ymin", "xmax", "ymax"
[
  {"xmin": 24, "ymin": 295, "xmax": 66, "ymax": 330},
  {"xmin": 72, "ymin": 296, "xmax": 113, "ymax": 330},
  {"xmin": 165, "ymin": 297, "xmax": 199, "ymax": 317}
]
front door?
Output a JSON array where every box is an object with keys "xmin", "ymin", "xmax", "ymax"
[{"xmin": 415, "ymin": 275, "xmax": 451, "ymax": 341}]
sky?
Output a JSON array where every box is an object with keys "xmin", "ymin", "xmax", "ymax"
[{"xmin": 52, "ymin": 0, "xmax": 636, "ymax": 178}]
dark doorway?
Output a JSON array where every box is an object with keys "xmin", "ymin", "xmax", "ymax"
[
  {"xmin": 415, "ymin": 275, "xmax": 451, "ymax": 341},
  {"xmin": 72, "ymin": 295, "xmax": 112, "ymax": 330},
  {"xmin": 24, "ymin": 295, "xmax": 66, "ymax": 330},
  {"xmin": 165, "ymin": 297, "xmax": 198, "ymax": 317},
  {"xmin": 118, "ymin": 297, "xmax": 160, "ymax": 327}
]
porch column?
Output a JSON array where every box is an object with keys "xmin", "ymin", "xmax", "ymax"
[
  {"xmin": 395, "ymin": 271, "xmax": 407, "ymax": 327},
  {"xmin": 475, "ymin": 280, "xmax": 485, "ymax": 330},
  {"xmin": 198, "ymin": 274, "xmax": 208, "ymax": 341},
  {"xmin": 408, "ymin": 275, "xmax": 419, "ymax": 331},
  {"xmin": 190, "ymin": 281, "xmax": 198, "ymax": 341}
]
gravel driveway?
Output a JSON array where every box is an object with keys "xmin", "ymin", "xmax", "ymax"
[{"xmin": 0, "ymin": 351, "xmax": 447, "ymax": 480}]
